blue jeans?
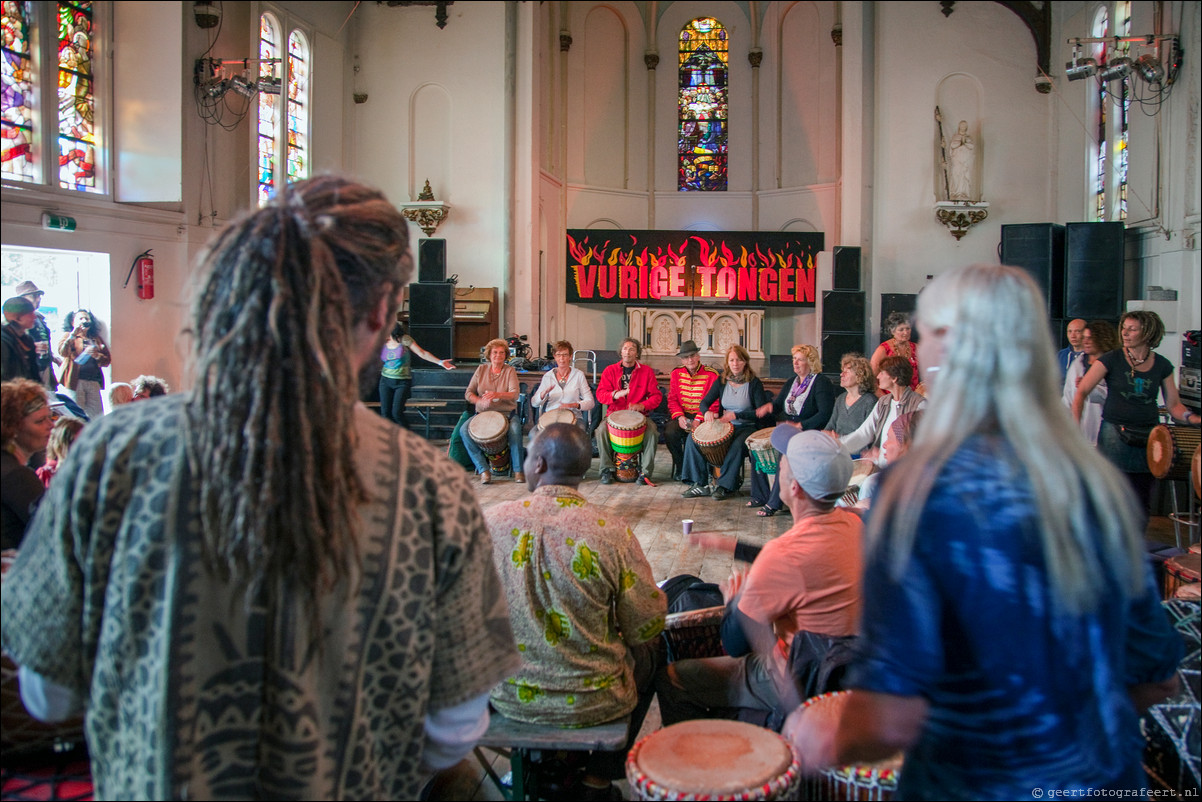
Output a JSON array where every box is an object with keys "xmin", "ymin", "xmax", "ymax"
[{"xmin": 462, "ymin": 411, "xmax": 525, "ymax": 475}]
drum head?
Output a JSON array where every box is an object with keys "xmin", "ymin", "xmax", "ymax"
[
  {"xmin": 746, "ymin": 428, "xmax": 774, "ymax": 451},
  {"xmin": 803, "ymin": 692, "xmax": 904, "ymax": 775},
  {"xmin": 468, "ymin": 410, "xmax": 507, "ymax": 441},
  {"xmin": 538, "ymin": 408, "xmax": 577, "ymax": 430},
  {"xmin": 693, "ymin": 419, "xmax": 734, "ymax": 446},
  {"xmin": 630, "ymin": 720, "xmax": 795, "ymax": 796},
  {"xmin": 1146, "ymin": 425, "xmax": 1174, "ymax": 479},
  {"xmin": 608, "ymin": 410, "xmax": 646, "ymax": 431}
]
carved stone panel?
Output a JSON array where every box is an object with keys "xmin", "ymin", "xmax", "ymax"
[{"xmin": 627, "ymin": 307, "xmax": 764, "ymax": 359}]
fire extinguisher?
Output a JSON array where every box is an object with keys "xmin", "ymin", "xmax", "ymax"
[{"xmin": 123, "ymin": 249, "xmax": 154, "ymax": 300}]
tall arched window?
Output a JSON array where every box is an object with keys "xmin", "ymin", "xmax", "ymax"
[
  {"xmin": 256, "ymin": 11, "xmax": 309, "ymax": 205},
  {"xmin": 678, "ymin": 17, "xmax": 727, "ymax": 192},
  {"xmin": 1, "ymin": 0, "xmax": 103, "ymax": 193},
  {"xmin": 285, "ymin": 31, "xmax": 309, "ymax": 185},
  {"xmin": 1091, "ymin": 2, "xmax": 1131, "ymax": 221}
]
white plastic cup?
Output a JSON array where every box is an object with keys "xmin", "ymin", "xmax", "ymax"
[{"xmin": 682, "ymin": 519, "xmax": 693, "ymax": 536}]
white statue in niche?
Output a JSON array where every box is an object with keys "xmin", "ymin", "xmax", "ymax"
[{"xmin": 945, "ymin": 120, "xmax": 975, "ymax": 201}]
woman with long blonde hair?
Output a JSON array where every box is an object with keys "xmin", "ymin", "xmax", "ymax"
[{"xmin": 784, "ymin": 264, "xmax": 1181, "ymax": 798}]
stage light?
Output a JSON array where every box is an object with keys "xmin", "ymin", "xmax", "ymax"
[
  {"xmin": 1134, "ymin": 53, "xmax": 1165, "ymax": 83},
  {"xmin": 1065, "ymin": 48, "xmax": 1097, "ymax": 81},
  {"xmin": 1098, "ymin": 56, "xmax": 1132, "ymax": 82}
]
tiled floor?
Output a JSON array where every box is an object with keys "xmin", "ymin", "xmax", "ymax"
[{"xmin": 427, "ymin": 443, "xmax": 1197, "ymax": 801}]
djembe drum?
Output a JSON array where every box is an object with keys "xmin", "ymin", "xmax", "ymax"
[
  {"xmin": 800, "ymin": 691, "xmax": 903, "ymax": 801},
  {"xmin": 626, "ymin": 719, "xmax": 801, "ymax": 801},
  {"xmin": 692, "ymin": 420, "xmax": 735, "ymax": 470},
  {"xmin": 535, "ymin": 407, "xmax": 578, "ymax": 434},
  {"xmin": 1147, "ymin": 424, "xmax": 1202, "ymax": 481},
  {"xmin": 839, "ymin": 459, "xmax": 878, "ymax": 507},
  {"xmin": 747, "ymin": 428, "xmax": 779, "ymax": 475},
  {"xmin": 607, "ymin": 410, "xmax": 648, "ymax": 482},
  {"xmin": 1164, "ymin": 554, "xmax": 1201, "ymax": 601},
  {"xmin": 468, "ymin": 410, "xmax": 512, "ymax": 473}
]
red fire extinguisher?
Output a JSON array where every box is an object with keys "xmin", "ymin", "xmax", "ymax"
[{"xmin": 123, "ymin": 249, "xmax": 154, "ymax": 300}]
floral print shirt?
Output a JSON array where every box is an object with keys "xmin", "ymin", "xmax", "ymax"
[{"xmin": 487, "ymin": 485, "xmax": 666, "ymax": 726}]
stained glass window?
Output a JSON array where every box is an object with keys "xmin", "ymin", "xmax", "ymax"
[
  {"xmin": 257, "ymin": 14, "xmax": 281, "ymax": 205},
  {"xmin": 678, "ymin": 17, "xmax": 727, "ymax": 192},
  {"xmin": 2, "ymin": 1, "xmax": 101, "ymax": 192},
  {"xmin": 1114, "ymin": 0, "xmax": 1130, "ymax": 221},
  {"xmin": 285, "ymin": 31, "xmax": 308, "ymax": 184},
  {"xmin": 257, "ymin": 13, "xmax": 309, "ymax": 206},
  {"xmin": 57, "ymin": 1, "xmax": 96, "ymax": 192},
  {"xmin": 1, "ymin": 1, "xmax": 36, "ymax": 182},
  {"xmin": 1093, "ymin": 8, "xmax": 1108, "ymax": 220}
]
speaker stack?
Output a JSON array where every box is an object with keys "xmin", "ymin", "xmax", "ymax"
[
  {"xmin": 821, "ymin": 247, "xmax": 867, "ymax": 382},
  {"xmin": 410, "ymin": 238, "xmax": 454, "ymax": 357},
  {"xmin": 1001, "ymin": 222, "xmax": 1128, "ymax": 348}
]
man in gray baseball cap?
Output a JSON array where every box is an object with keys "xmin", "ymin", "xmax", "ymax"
[
  {"xmin": 13, "ymin": 280, "xmax": 57, "ymax": 389},
  {"xmin": 656, "ymin": 425, "xmax": 863, "ymax": 726}
]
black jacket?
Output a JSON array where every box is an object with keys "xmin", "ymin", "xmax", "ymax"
[
  {"xmin": 772, "ymin": 373, "xmax": 835, "ymax": 430},
  {"xmin": 1, "ymin": 324, "xmax": 40, "ymax": 383}
]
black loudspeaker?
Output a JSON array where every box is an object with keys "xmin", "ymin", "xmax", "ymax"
[
  {"xmin": 419, "ymin": 238, "xmax": 447, "ymax": 283},
  {"xmin": 821, "ymin": 333, "xmax": 866, "ymax": 367},
  {"xmin": 833, "ymin": 246, "xmax": 862, "ymax": 291},
  {"xmin": 879, "ymin": 293, "xmax": 917, "ymax": 344},
  {"xmin": 822, "ymin": 291, "xmax": 865, "ymax": 332},
  {"xmin": 1064, "ymin": 222, "xmax": 1130, "ymax": 320},
  {"xmin": 409, "ymin": 325, "xmax": 453, "ymax": 359},
  {"xmin": 1000, "ymin": 223, "xmax": 1065, "ymax": 316},
  {"xmin": 409, "ymin": 283, "xmax": 454, "ymax": 326},
  {"xmin": 768, "ymin": 354, "xmax": 794, "ymax": 379}
]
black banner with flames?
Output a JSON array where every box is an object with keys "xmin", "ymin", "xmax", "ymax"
[{"xmin": 566, "ymin": 230, "xmax": 824, "ymax": 307}]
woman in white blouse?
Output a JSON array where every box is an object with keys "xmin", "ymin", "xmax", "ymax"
[{"xmin": 530, "ymin": 340, "xmax": 595, "ymax": 428}]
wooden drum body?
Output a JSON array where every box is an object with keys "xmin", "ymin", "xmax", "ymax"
[
  {"xmin": 800, "ymin": 692, "xmax": 903, "ymax": 801},
  {"xmin": 607, "ymin": 411, "xmax": 647, "ymax": 482},
  {"xmin": 747, "ymin": 428, "xmax": 779, "ymax": 475},
  {"xmin": 468, "ymin": 410, "xmax": 511, "ymax": 473},
  {"xmin": 1147, "ymin": 425, "xmax": 1202, "ymax": 481},
  {"xmin": 692, "ymin": 420, "xmax": 735, "ymax": 469},
  {"xmin": 626, "ymin": 719, "xmax": 800, "ymax": 801}
]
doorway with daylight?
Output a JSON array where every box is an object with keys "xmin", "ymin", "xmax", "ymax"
[{"xmin": 2, "ymin": 244, "xmax": 112, "ymax": 392}]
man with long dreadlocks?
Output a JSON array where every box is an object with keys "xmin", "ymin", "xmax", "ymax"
[{"xmin": 0, "ymin": 175, "xmax": 520, "ymax": 800}]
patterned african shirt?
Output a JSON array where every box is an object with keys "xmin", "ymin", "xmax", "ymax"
[
  {"xmin": 1, "ymin": 397, "xmax": 519, "ymax": 800},
  {"xmin": 488, "ymin": 485, "xmax": 666, "ymax": 727}
]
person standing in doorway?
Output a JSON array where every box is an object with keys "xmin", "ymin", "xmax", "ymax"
[
  {"xmin": 13, "ymin": 281, "xmax": 58, "ymax": 391},
  {"xmin": 56, "ymin": 309, "xmax": 110, "ymax": 420}
]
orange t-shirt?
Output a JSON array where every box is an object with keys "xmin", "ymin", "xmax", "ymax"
[{"xmin": 736, "ymin": 508, "xmax": 863, "ymax": 660}]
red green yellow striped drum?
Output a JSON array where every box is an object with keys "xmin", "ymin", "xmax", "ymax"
[{"xmin": 607, "ymin": 411, "xmax": 647, "ymax": 454}]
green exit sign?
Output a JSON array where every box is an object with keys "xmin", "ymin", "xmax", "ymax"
[{"xmin": 41, "ymin": 213, "xmax": 76, "ymax": 231}]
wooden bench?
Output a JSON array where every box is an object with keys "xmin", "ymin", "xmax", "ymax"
[
  {"xmin": 406, "ymin": 399, "xmax": 448, "ymax": 440},
  {"xmin": 474, "ymin": 712, "xmax": 631, "ymax": 801}
]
